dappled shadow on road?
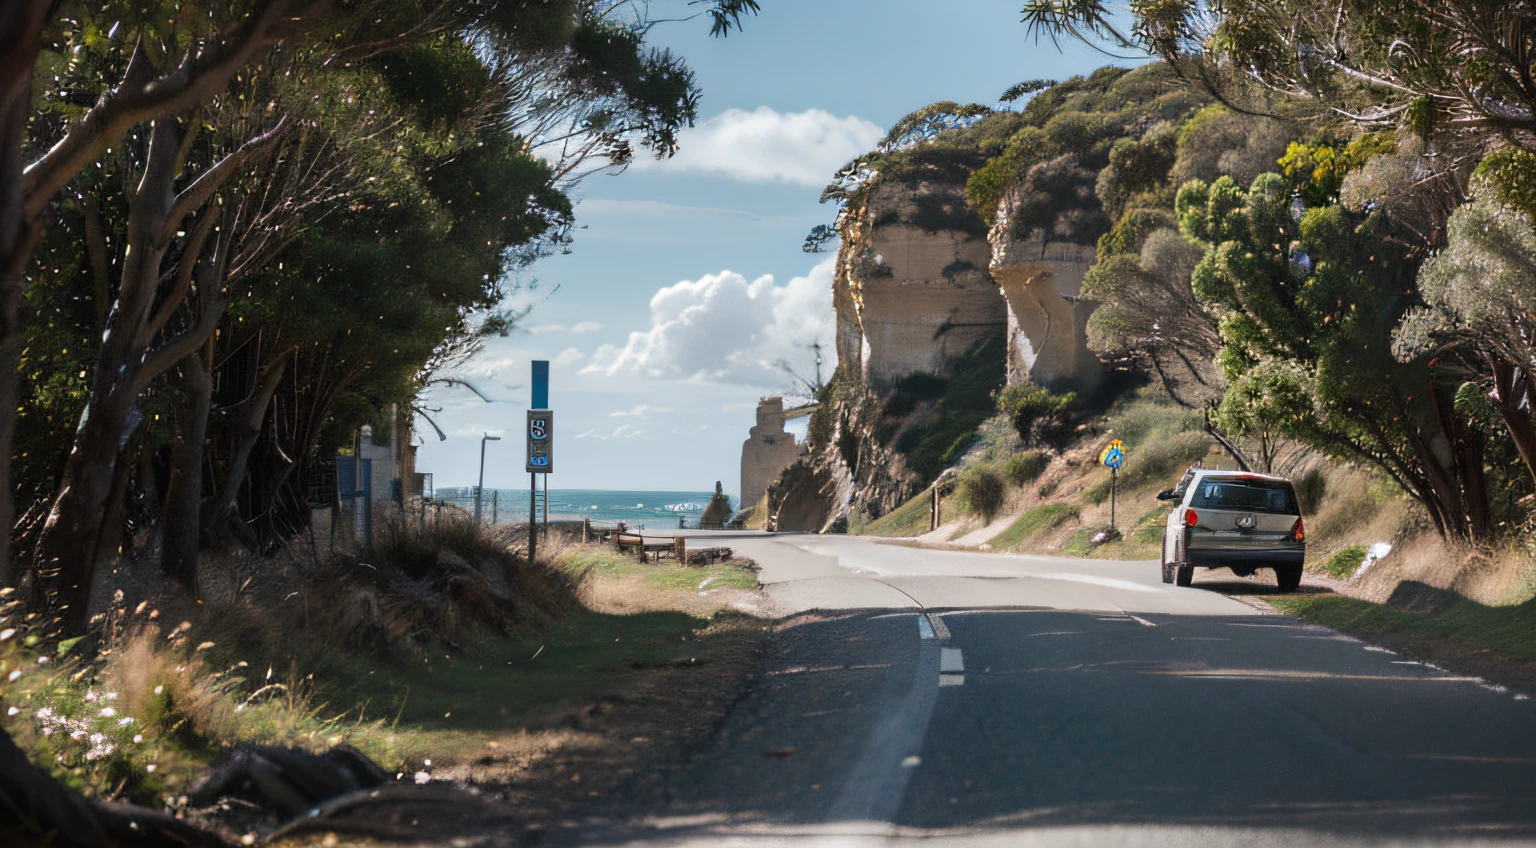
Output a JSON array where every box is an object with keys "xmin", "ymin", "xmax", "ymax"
[{"xmin": 547, "ymin": 608, "xmax": 1536, "ymax": 847}]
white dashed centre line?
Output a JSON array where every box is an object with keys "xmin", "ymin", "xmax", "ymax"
[
  {"xmin": 940, "ymin": 648, "xmax": 964, "ymax": 672},
  {"xmin": 939, "ymin": 647, "xmax": 965, "ymax": 687}
]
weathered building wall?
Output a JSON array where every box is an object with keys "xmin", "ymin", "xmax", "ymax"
[
  {"xmin": 989, "ymin": 200, "xmax": 1103, "ymax": 395},
  {"xmin": 740, "ymin": 397, "xmax": 803, "ymax": 511}
]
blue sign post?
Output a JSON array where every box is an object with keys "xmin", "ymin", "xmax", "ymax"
[
  {"xmin": 527, "ymin": 360, "xmax": 551, "ymax": 563},
  {"xmin": 1099, "ymin": 439, "xmax": 1126, "ymax": 531}
]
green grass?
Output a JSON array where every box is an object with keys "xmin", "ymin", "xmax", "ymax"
[
  {"xmin": 1130, "ymin": 506, "xmax": 1167, "ymax": 545},
  {"xmin": 990, "ymin": 503, "xmax": 1081, "ymax": 549},
  {"xmin": 324, "ymin": 608, "xmax": 717, "ymax": 734},
  {"xmin": 1062, "ymin": 528, "xmax": 1096, "ymax": 556},
  {"xmin": 1321, "ymin": 545, "xmax": 1368, "ymax": 579},
  {"xmin": 1272, "ymin": 592, "xmax": 1536, "ymax": 665},
  {"xmin": 554, "ymin": 547, "xmax": 758, "ymax": 591},
  {"xmin": 865, "ymin": 490, "xmax": 935, "ymax": 537}
]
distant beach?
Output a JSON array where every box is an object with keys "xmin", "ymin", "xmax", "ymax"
[{"xmin": 433, "ymin": 488, "xmax": 733, "ymax": 528}]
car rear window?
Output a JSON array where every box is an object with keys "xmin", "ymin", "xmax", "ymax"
[{"xmin": 1190, "ymin": 476, "xmax": 1299, "ymax": 514}]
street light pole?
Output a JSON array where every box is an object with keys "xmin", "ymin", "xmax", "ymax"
[{"xmin": 475, "ymin": 433, "xmax": 501, "ymax": 521}]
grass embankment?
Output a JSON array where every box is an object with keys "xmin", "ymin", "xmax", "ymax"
[
  {"xmin": 0, "ymin": 523, "xmax": 767, "ymax": 834},
  {"xmin": 1272, "ymin": 590, "xmax": 1536, "ymax": 692}
]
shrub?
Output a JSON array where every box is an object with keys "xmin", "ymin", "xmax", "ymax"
[
  {"xmin": 1323, "ymin": 545, "xmax": 1368, "ymax": 580},
  {"xmin": 1005, "ymin": 450, "xmax": 1051, "ymax": 486},
  {"xmin": 1295, "ymin": 467, "xmax": 1326, "ymax": 515},
  {"xmin": 997, "ymin": 384, "xmax": 1076, "ymax": 447},
  {"xmin": 959, "ymin": 467, "xmax": 1007, "ymax": 521}
]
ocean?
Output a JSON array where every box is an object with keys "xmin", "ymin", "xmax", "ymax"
[{"xmin": 434, "ymin": 488, "xmax": 729, "ymax": 529}]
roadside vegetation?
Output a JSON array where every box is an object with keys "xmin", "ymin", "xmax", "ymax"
[{"xmin": 0, "ymin": 516, "xmax": 766, "ymax": 842}]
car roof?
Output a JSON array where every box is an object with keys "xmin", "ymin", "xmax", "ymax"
[{"xmin": 1186, "ymin": 468, "xmax": 1293, "ymax": 484}]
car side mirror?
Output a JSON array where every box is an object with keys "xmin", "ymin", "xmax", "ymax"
[{"xmin": 1156, "ymin": 488, "xmax": 1177, "ymax": 501}]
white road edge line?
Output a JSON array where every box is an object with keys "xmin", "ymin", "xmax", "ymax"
[{"xmin": 1126, "ymin": 613, "xmax": 1157, "ymax": 628}]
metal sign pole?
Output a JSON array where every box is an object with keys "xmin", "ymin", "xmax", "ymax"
[
  {"xmin": 526, "ymin": 359, "xmax": 552, "ymax": 561},
  {"xmin": 1111, "ymin": 467, "xmax": 1117, "ymax": 531}
]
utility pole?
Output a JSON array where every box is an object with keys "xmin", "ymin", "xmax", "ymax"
[{"xmin": 475, "ymin": 432, "xmax": 500, "ymax": 521}]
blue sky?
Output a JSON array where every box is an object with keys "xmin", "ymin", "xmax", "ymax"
[{"xmin": 415, "ymin": 0, "xmax": 1140, "ymax": 493}]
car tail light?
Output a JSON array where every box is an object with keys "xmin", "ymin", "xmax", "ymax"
[
  {"xmin": 1184, "ymin": 509, "xmax": 1199, "ymax": 527},
  {"xmin": 1292, "ymin": 517, "xmax": 1305, "ymax": 542}
]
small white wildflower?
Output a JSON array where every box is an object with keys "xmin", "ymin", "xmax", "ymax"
[
  {"xmin": 89, "ymin": 733, "xmax": 105, "ymax": 745},
  {"xmin": 6, "ymin": 707, "xmax": 16, "ymax": 716},
  {"xmin": 118, "ymin": 717, "xmax": 133, "ymax": 726},
  {"xmin": 85, "ymin": 691, "xmax": 98, "ymax": 702},
  {"xmin": 41, "ymin": 728, "xmax": 52, "ymax": 737},
  {"xmin": 153, "ymin": 685, "xmax": 163, "ymax": 695},
  {"xmin": 6, "ymin": 670, "xmax": 19, "ymax": 681},
  {"xmin": 33, "ymin": 707, "xmax": 52, "ymax": 719},
  {"xmin": 104, "ymin": 692, "xmax": 118, "ymax": 701},
  {"xmin": 69, "ymin": 730, "xmax": 84, "ymax": 740},
  {"xmin": 99, "ymin": 707, "xmax": 116, "ymax": 718},
  {"xmin": 0, "ymin": 628, "xmax": 15, "ymax": 640},
  {"xmin": 413, "ymin": 771, "xmax": 431, "ymax": 785},
  {"xmin": 132, "ymin": 734, "xmax": 143, "ymax": 743},
  {"xmin": 145, "ymin": 764, "xmax": 156, "ymax": 773}
]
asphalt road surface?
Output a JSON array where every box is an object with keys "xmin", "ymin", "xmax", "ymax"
[{"xmin": 572, "ymin": 533, "xmax": 1536, "ymax": 847}]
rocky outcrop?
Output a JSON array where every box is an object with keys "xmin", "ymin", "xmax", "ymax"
[
  {"xmin": 989, "ymin": 199, "xmax": 1103, "ymax": 395},
  {"xmin": 739, "ymin": 397, "xmax": 803, "ymax": 511},
  {"xmin": 834, "ymin": 175, "xmax": 1005, "ymax": 388}
]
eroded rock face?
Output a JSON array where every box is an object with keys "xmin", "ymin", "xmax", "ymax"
[
  {"xmin": 835, "ymin": 181, "xmax": 1005, "ymax": 387},
  {"xmin": 989, "ymin": 194, "xmax": 1103, "ymax": 395},
  {"xmin": 739, "ymin": 397, "xmax": 803, "ymax": 512}
]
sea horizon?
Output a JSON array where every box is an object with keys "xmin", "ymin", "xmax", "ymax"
[{"xmin": 433, "ymin": 487, "xmax": 737, "ymax": 527}]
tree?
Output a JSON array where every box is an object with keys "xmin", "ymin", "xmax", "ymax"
[
  {"xmin": 1180, "ymin": 172, "xmax": 1491, "ymax": 538},
  {"xmin": 1021, "ymin": 0, "xmax": 1536, "ymax": 160},
  {"xmin": 8, "ymin": 0, "xmax": 763, "ymax": 626},
  {"xmin": 1395, "ymin": 150, "xmax": 1536, "ymax": 487},
  {"xmin": 1082, "ymin": 227, "xmax": 1220, "ymax": 406}
]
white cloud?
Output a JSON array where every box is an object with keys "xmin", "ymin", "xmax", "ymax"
[
  {"xmin": 631, "ymin": 107, "xmax": 883, "ymax": 186},
  {"xmin": 553, "ymin": 347, "xmax": 584, "ymax": 367},
  {"xmin": 527, "ymin": 324, "xmax": 565, "ymax": 334},
  {"xmin": 577, "ymin": 424, "xmax": 644, "ymax": 440},
  {"xmin": 609, "ymin": 405, "xmax": 671, "ymax": 419},
  {"xmin": 571, "ymin": 322, "xmax": 602, "ymax": 334},
  {"xmin": 584, "ymin": 258, "xmax": 837, "ymax": 387}
]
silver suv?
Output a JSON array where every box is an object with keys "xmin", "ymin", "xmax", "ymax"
[{"xmin": 1157, "ymin": 468, "xmax": 1305, "ymax": 592}]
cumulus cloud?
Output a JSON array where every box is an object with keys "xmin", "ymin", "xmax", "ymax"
[
  {"xmin": 584, "ymin": 258, "xmax": 837, "ymax": 387},
  {"xmin": 553, "ymin": 347, "xmax": 584, "ymax": 367},
  {"xmin": 571, "ymin": 322, "xmax": 602, "ymax": 333},
  {"xmin": 631, "ymin": 107, "xmax": 882, "ymax": 186}
]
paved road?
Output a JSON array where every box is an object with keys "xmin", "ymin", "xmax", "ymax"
[{"xmin": 576, "ymin": 533, "xmax": 1536, "ymax": 847}]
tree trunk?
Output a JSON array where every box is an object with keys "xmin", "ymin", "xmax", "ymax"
[
  {"xmin": 0, "ymin": 724, "xmax": 234, "ymax": 847},
  {"xmin": 161, "ymin": 352, "xmax": 212, "ymax": 592},
  {"xmin": 205, "ymin": 358, "xmax": 288, "ymax": 549},
  {"xmin": 1491, "ymin": 355, "xmax": 1536, "ymax": 487},
  {"xmin": 32, "ymin": 116, "xmax": 184, "ymax": 632},
  {"xmin": 0, "ymin": 3, "xmax": 48, "ymax": 588}
]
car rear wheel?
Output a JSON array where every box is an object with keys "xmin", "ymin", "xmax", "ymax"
[
  {"xmin": 1274, "ymin": 564, "xmax": 1303, "ymax": 593},
  {"xmin": 1175, "ymin": 565, "xmax": 1194, "ymax": 587}
]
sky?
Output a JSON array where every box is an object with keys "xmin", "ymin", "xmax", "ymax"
[{"xmin": 414, "ymin": 0, "xmax": 1140, "ymax": 494}]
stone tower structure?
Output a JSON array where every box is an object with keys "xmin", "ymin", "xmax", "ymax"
[{"xmin": 740, "ymin": 397, "xmax": 802, "ymax": 510}]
